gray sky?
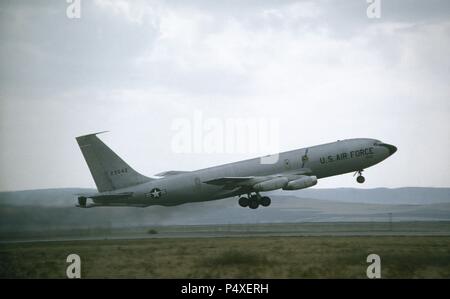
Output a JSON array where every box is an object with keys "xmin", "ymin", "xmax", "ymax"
[{"xmin": 0, "ymin": 0, "xmax": 449, "ymax": 191}]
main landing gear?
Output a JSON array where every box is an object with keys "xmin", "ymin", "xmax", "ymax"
[
  {"xmin": 355, "ymin": 170, "xmax": 365, "ymax": 184},
  {"xmin": 238, "ymin": 192, "xmax": 271, "ymax": 209}
]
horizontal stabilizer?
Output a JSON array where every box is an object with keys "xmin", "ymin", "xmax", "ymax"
[
  {"xmin": 77, "ymin": 202, "xmax": 148, "ymax": 208},
  {"xmin": 89, "ymin": 192, "xmax": 134, "ymax": 200}
]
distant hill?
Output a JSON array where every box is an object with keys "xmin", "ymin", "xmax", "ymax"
[
  {"xmin": 270, "ymin": 187, "xmax": 450, "ymax": 205},
  {"xmin": 0, "ymin": 187, "xmax": 449, "ymax": 233},
  {"xmin": 0, "ymin": 188, "xmax": 95, "ymax": 207}
]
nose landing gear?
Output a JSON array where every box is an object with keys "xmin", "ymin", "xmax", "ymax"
[
  {"xmin": 357, "ymin": 175, "xmax": 365, "ymax": 184},
  {"xmin": 238, "ymin": 192, "xmax": 271, "ymax": 209},
  {"xmin": 355, "ymin": 170, "xmax": 365, "ymax": 184}
]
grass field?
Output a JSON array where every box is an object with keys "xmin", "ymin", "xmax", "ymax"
[{"xmin": 1, "ymin": 236, "xmax": 449, "ymax": 278}]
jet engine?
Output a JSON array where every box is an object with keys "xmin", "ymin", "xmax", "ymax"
[
  {"xmin": 283, "ymin": 176, "xmax": 317, "ymax": 190},
  {"xmin": 253, "ymin": 177, "xmax": 289, "ymax": 191}
]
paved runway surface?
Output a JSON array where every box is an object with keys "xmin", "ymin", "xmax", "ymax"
[{"xmin": 2, "ymin": 221, "xmax": 450, "ymax": 244}]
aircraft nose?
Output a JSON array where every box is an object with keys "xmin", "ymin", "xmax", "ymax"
[{"xmin": 380, "ymin": 143, "xmax": 397, "ymax": 155}]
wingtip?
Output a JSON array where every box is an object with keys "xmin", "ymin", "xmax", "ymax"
[{"xmin": 76, "ymin": 131, "xmax": 110, "ymax": 139}]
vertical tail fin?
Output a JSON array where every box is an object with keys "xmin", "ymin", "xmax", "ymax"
[{"xmin": 76, "ymin": 132, "xmax": 152, "ymax": 192}]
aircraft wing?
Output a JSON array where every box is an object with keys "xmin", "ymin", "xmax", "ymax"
[
  {"xmin": 202, "ymin": 168, "xmax": 313, "ymax": 189},
  {"xmin": 203, "ymin": 177, "xmax": 256, "ymax": 186}
]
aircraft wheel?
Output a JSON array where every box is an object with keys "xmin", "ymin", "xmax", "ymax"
[
  {"xmin": 248, "ymin": 198, "xmax": 259, "ymax": 209},
  {"xmin": 259, "ymin": 196, "xmax": 271, "ymax": 207},
  {"xmin": 238, "ymin": 197, "xmax": 249, "ymax": 207},
  {"xmin": 357, "ymin": 175, "xmax": 365, "ymax": 184}
]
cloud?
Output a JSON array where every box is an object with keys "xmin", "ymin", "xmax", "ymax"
[
  {"xmin": 93, "ymin": 0, "xmax": 156, "ymax": 25},
  {"xmin": 0, "ymin": 0, "xmax": 449, "ymax": 190}
]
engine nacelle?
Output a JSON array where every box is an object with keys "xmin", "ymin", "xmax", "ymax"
[
  {"xmin": 283, "ymin": 176, "xmax": 318, "ymax": 190},
  {"xmin": 253, "ymin": 177, "xmax": 289, "ymax": 191}
]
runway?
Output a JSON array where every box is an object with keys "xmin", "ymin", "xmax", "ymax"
[{"xmin": 2, "ymin": 221, "xmax": 450, "ymax": 244}]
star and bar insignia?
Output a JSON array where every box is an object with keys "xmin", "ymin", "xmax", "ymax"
[{"xmin": 145, "ymin": 188, "xmax": 167, "ymax": 199}]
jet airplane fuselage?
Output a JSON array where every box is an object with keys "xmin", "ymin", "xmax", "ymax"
[{"xmin": 75, "ymin": 135, "xmax": 396, "ymax": 209}]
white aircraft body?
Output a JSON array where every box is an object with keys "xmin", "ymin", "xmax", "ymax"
[{"xmin": 75, "ymin": 132, "xmax": 397, "ymax": 209}]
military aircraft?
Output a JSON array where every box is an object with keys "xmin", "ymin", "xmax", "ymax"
[{"xmin": 75, "ymin": 132, "xmax": 397, "ymax": 209}]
